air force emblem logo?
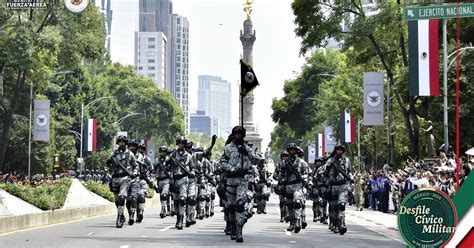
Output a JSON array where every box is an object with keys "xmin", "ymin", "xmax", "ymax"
[{"xmin": 64, "ymin": 0, "xmax": 89, "ymax": 13}]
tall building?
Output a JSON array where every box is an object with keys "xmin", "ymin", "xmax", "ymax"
[
  {"xmin": 198, "ymin": 75, "xmax": 232, "ymax": 138},
  {"xmin": 190, "ymin": 111, "xmax": 211, "ymax": 136},
  {"xmin": 96, "ymin": 0, "xmax": 139, "ymax": 66},
  {"xmin": 138, "ymin": 0, "xmax": 173, "ymax": 91},
  {"xmin": 135, "ymin": 32, "xmax": 167, "ymax": 88},
  {"xmin": 172, "ymin": 14, "xmax": 190, "ymax": 133}
]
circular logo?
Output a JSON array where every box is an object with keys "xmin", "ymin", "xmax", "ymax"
[
  {"xmin": 366, "ymin": 90, "xmax": 382, "ymax": 107},
  {"xmin": 35, "ymin": 114, "xmax": 48, "ymax": 127},
  {"xmin": 398, "ymin": 189, "xmax": 457, "ymax": 247},
  {"xmin": 244, "ymin": 72, "xmax": 255, "ymax": 83},
  {"xmin": 64, "ymin": 0, "xmax": 89, "ymax": 13}
]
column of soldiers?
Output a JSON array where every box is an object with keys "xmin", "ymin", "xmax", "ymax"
[
  {"xmin": 274, "ymin": 143, "xmax": 353, "ymax": 235},
  {"xmin": 105, "ymin": 127, "xmax": 353, "ymax": 241}
]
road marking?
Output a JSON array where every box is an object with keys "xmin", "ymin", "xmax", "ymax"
[
  {"xmin": 289, "ymin": 240, "xmax": 296, "ymax": 243},
  {"xmin": 160, "ymin": 225, "xmax": 173, "ymax": 232},
  {"xmin": 119, "ymin": 245, "xmax": 129, "ymax": 248},
  {"xmin": 87, "ymin": 232, "xmax": 94, "ymax": 236},
  {"xmin": 285, "ymin": 230, "xmax": 292, "ymax": 236}
]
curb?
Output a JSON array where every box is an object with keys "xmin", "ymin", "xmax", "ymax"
[{"xmin": 0, "ymin": 194, "xmax": 160, "ymax": 235}]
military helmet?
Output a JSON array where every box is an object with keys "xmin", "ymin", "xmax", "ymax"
[
  {"xmin": 116, "ymin": 135, "xmax": 128, "ymax": 145},
  {"xmin": 138, "ymin": 142, "xmax": 146, "ymax": 150},
  {"xmin": 176, "ymin": 136, "xmax": 187, "ymax": 145},
  {"xmin": 129, "ymin": 139, "xmax": 139, "ymax": 147},
  {"xmin": 159, "ymin": 146, "xmax": 168, "ymax": 153},
  {"xmin": 195, "ymin": 147, "xmax": 204, "ymax": 152},
  {"xmin": 287, "ymin": 143, "xmax": 298, "ymax": 151},
  {"xmin": 186, "ymin": 141, "xmax": 194, "ymax": 149},
  {"xmin": 280, "ymin": 151, "xmax": 289, "ymax": 158},
  {"xmin": 333, "ymin": 143, "xmax": 345, "ymax": 153},
  {"xmin": 315, "ymin": 157, "xmax": 324, "ymax": 163},
  {"xmin": 231, "ymin": 126, "xmax": 246, "ymax": 137}
]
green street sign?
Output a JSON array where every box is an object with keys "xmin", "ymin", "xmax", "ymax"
[{"xmin": 404, "ymin": 3, "xmax": 474, "ymax": 21}]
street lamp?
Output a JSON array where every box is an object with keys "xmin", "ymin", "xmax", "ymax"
[
  {"xmin": 116, "ymin": 112, "xmax": 146, "ymax": 124},
  {"xmin": 79, "ymin": 96, "xmax": 114, "ymax": 159}
]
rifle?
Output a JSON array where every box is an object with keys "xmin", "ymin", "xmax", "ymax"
[
  {"xmin": 284, "ymin": 157, "xmax": 309, "ymax": 188},
  {"xmin": 332, "ymin": 158, "xmax": 354, "ymax": 183},
  {"xmin": 170, "ymin": 156, "xmax": 193, "ymax": 176},
  {"xmin": 111, "ymin": 157, "xmax": 134, "ymax": 177},
  {"xmin": 155, "ymin": 158, "xmax": 172, "ymax": 179},
  {"xmin": 137, "ymin": 160, "xmax": 158, "ymax": 190}
]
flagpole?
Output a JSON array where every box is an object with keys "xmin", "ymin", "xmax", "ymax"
[
  {"xmin": 28, "ymin": 82, "xmax": 32, "ymax": 181},
  {"xmin": 241, "ymin": 93, "xmax": 244, "ymax": 172}
]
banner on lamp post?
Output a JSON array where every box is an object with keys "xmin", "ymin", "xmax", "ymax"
[
  {"xmin": 33, "ymin": 100, "xmax": 50, "ymax": 142},
  {"xmin": 364, "ymin": 72, "xmax": 385, "ymax": 126}
]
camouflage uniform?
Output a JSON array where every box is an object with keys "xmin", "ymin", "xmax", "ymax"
[
  {"xmin": 126, "ymin": 142, "xmax": 143, "ymax": 225},
  {"xmin": 220, "ymin": 138, "xmax": 261, "ymax": 242},
  {"xmin": 154, "ymin": 151, "xmax": 172, "ymax": 218},
  {"xmin": 106, "ymin": 143, "xmax": 138, "ymax": 228},
  {"xmin": 274, "ymin": 156, "xmax": 289, "ymax": 222},
  {"xmin": 282, "ymin": 150, "xmax": 310, "ymax": 233},
  {"xmin": 255, "ymin": 160, "xmax": 270, "ymax": 214},
  {"xmin": 315, "ymin": 162, "xmax": 329, "ymax": 224},
  {"xmin": 354, "ymin": 174, "xmax": 365, "ymax": 211},
  {"xmin": 196, "ymin": 155, "xmax": 214, "ymax": 219},
  {"xmin": 136, "ymin": 150, "xmax": 153, "ymax": 223},
  {"xmin": 245, "ymin": 164, "xmax": 258, "ymax": 219},
  {"xmin": 325, "ymin": 148, "xmax": 353, "ymax": 235},
  {"xmin": 207, "ymin": 158, "xmax": 218, "ymax": 217},
  {"xmin": 298, "ymin": 153, "xmax": 311, "ymax": 230},
  {"xmin": 169, "ymin": 147, "xmax": 193, "ymax": 230}
]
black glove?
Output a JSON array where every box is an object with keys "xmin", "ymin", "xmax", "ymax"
[
  {"xmin": 237, "ymin": 145, "xmax": 249, "ymax": 156},
  {"xmin": 130, "ymin": 174, "xmax": 137, "ymax": 179}
]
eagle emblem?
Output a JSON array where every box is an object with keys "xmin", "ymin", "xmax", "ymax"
[
  {"xmin": 71, "ymin": 0, "xmax": 82, "ymax": 5},
  {"xmin": 369, "ymin": 95, "xmax": 379, "ymax": 103},
  {"xmin": 35, "ymin": 114, "xmax": 48, "ymax": 127},
  {"xmin": 366, "ymin": 90, "xmax": 382, "ymax": 107},
  {"xmin": 244, "ymin": 71, "xmax": 255, "ymax": 83}
]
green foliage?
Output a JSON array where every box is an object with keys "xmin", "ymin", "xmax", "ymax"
[
  {"xmin": 81, "ymin": 180, "xmax": 114, "ymax": 202},
  {"xmin": 0, "ymin": 178, "xmax": 72, "ymax": 210},
  {"xmin": 146, "ymin": 187, "xmax": 154, "ymax": 199}
]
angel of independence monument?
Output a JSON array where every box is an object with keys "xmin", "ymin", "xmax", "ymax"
[{"xmin": 240, "ymin": 0, "xmax": 262, "ymax": 152}]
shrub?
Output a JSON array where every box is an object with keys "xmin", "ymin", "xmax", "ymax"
[
  {"xmin": 0, "ymin": 178, "xmax": 72, "ymax": 210},
  {"xmin": 81, "ymin": 181, "xmax": 114, "ymax": 202}
]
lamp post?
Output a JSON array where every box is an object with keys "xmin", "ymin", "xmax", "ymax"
[
  {"xmin": 79, "ymin": 97, "xmax": 114, "ymax": 159},
  {"xmin": 116, "ymin": 112, "xmax": 146, "ymax": 124}
]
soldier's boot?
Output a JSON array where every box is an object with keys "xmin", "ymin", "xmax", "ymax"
[
  {"xmin": 329, "ymin": 216, "xmax": 335, "ymax": 231},
  {"xmin": 160, "ymin": 205, "xmax": 167, "ymax": 218},
  {"xmin": 191, "ymin": 212, "xmax": 197, "ymax": 225},
  {"xmin": 175, "ymin": 214, "xmax": 183, "ymax": 230},
  {"xmin": 280, "ymin": 205, "xmax": 285, "ymax": 222},
  {"xmin": 116, "ymin": 214, "xmax": 125, "ymax": 228},
  {"xmin": 185, "ymin": 213, "xmax": 192, "ymax": 228},
  {"xmin": 339, "ymin": 218, "xmax": 347, "ymax": 235},
  {"xmin": 205, "ymin": 205, "xmax": 210, "ymax": 218},
  {"xmin": 210, "ymin": 200, "xmax": 215, "ymax": 216},
  {"xmin": 321, "ymin": 213, "xmax": 328, "ymax": 224},
  {"xmin": 287, "ymin": 220, "xmax": 295, "ymax": 232},
  {"xmin": 236, "ymin": 224, "xmax": 243, "ymax": 243},
  {"xmin": 137, "ymin": 208, "xmax": 144, "ymax": 223},
  {"xmin": 294, "ymin": 219, "xmax": 302, "ymax": 233},
  {"xmin": 262, "ymin": 201, "xmax": 267, "ymax": 214},
  {"xmin": 225, "ymin": 220, "xmax": 231, "ymax": 235},
  {"xmin": 256, "ymin": 203, "xmax": 262, "ymax": 214},
  {"xmin": 230, "ymin": 221, "xmax": 237, "ymax": 240},
  {"xmin": 301, "ymin": 214, "xmax": 307, "ymax": 229},
  {"xmin": 128, "ymin": 210, "xmax": 135, "ymax": 225},
  {"xmin": 333, "ymin": 218, "xmax": 339, "ymax": 233}
]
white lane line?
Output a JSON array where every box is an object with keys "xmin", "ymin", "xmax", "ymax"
[
  {"xmin": 160, "ymin": 225, "xmax": 174, "ymax": 232},
  {"xmin": 119, "ymin": 245, "xmax": 130, "ymax": 248},
  {"xmin": 285, "ymin": 230, "xmax": 292, "ymax": 236}
]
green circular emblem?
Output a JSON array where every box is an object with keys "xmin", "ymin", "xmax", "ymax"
[{"xmin": 398, "ymin": 189, "xmax": 457, "ymax": 247}]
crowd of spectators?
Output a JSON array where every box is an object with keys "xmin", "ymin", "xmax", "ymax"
[{"xmin": 352, "ymin": 148, "xmax": 472, "ymax": 215}]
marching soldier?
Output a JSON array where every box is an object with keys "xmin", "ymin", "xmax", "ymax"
[
  {"xmin": 310, "ymin": 157, "xmax": 324, "ymax": 222},
  {"xmin": 136, "ymin": 142, "xmax": 154, "ymax": 223},
  {"xmin": 196, "ymin": 149, "xmax": 215, "ymax": 219},
  {"xmin": 255, "ymin": 158, "xmax": 270, "ymax": 214},
  {"xmin": 184, "ymin": 141, "xmax": 199, "ymax": 227},
  {"xmin": 106, "ymin": 135, "xmax": 138, "ymax": 228},
  {"xmin": 296, "ymin": 147, "xmax": 310, "ymax": 229},
  {"xmin": 282, "ymin": 143, "xmax": 311, "ymax": 233},
  {"xmin": 154, "ymin": 146, "xmax": 172, "ymax": 218},
  {"xmin": 325, "ymin": 144, "xmax": 353, "ymax": 235},
  {"xmin": 206, "ymin": 152, "xmax": 218, "ymax": 217},
  {"xmin": 126, "ymin": 140, "xmax": 143, "ymax": 225},
  {"xmin": 354, "ymin": 173, "xmax": 365, "ymax": 211},
  {"xmin": 169, "ymin": 136, "xmax": 193, "ymax": 230},
  {"xmin": 274, "ymin": 151, "xmax": 289, "ymax": 223},
  {"xmin": 220, "ymin": 126, "xmax": 262, "ymax": 242}
]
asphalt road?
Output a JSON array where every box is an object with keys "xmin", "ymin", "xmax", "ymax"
[{"xmin": 0, "ymin": 197, "xmax": 404, "ymax": 248}]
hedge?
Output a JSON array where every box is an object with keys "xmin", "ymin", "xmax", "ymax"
[
  {"xmin": 0, "ymin": 179, "xmax": 72, "ymax": 210},
  {"xmin": 81, "ymin": 181, "xmax": 114, "ymax": 202}
]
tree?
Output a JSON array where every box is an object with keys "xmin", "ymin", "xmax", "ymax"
[{"xmin": 0, "ymin": 4, "xmax": 106, "ymax": 171}]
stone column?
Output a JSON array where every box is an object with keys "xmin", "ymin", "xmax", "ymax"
[{"xmin": 240, "ymin": 19, "xmax": 262, "ymax": 152}]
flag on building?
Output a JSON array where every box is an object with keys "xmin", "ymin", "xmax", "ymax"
[
  {"xmin": 240, "ymin": 59, "xmax": 259, "ymax": 97},
  {"xmin": 408, "ymin": 19, "xmax": 440, "ymax": 96},
  {"xmin": 84, "ymin": 118, "xmax": 97, "ymax": 152},
  {"xmin": 324, "ymin": 126, "xmax": 336, "ymax": 152},
  {"xmin": 340, "ymin": 110, "xmax": 356, "ymax": 143},
  {"xmin": 316, "ymin": 133, "xmax": 325, "ymax": 158}
]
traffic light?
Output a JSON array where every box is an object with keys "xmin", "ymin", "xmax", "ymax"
[{"xmin": 53, "ymin": 153, "xmax": 60, "ymax": 169}]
